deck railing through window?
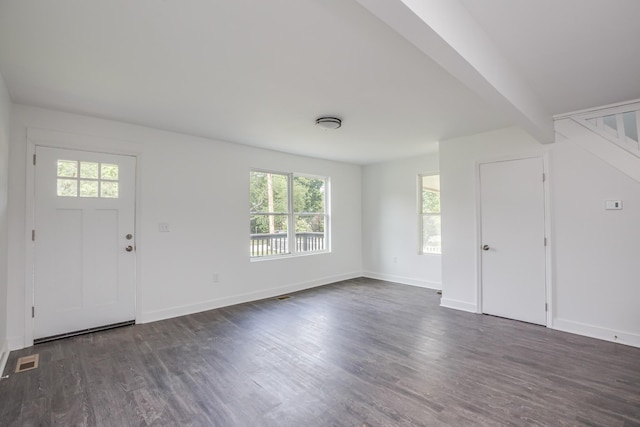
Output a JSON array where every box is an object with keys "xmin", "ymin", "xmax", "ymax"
[{"xmin": 250, "ymin": 232, "xmax": 325, "ymax": 257}]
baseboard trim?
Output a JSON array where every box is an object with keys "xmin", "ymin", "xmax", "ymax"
[
  {"xmin": 0, "ymin": 340, "xmax": 8, "ymax": 377},
  {"xmin": 553, "ymin": 318, "xmax": 640, "ymax": 349},
  {"xmin": 138, "ymin": 272, "xmax": 362, "ymax": 324},
  {"xmin": 440, "ymin": 298, "xmax": 477, "ymax": 313},
  {"xmin": 363, "ymin": 271, "xmax": 440, "ymax": 290}
]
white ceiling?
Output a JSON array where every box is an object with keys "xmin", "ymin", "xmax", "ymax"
[
  {"xmin": 0, "ymin": 0, "xmax": 639, "ymax": 164},
  {"xmin": 459, "ymin": 0, "xmax": 640, "ymax": 115}
]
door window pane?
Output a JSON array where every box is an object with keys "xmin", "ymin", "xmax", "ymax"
[
  {"xmin": 57, "ymin": 160, "xmax": 78, "ymax": 178},
  {"xmin": 101, "ymin": 164, "xmax": 119, "ymax": 180},
  {"xmin": 80, "ymin": 180, "xmax": 99, "ymax": 197},
  {"xmin": 101, "ymin": 182, "xmax": 119, "ymax": 198},
  {"xmin": 56, "ymin": 159, "xmax": 120, "ymax": 199},
  {"xmin": 80, "ymin": 162, "xmax": 99, "ymax": 179},
  {"xmin": 57, "ymin": 179, "xmax": 78, "ymax": 197}
]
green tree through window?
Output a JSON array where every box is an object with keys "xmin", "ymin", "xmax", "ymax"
[
  {"xmin": 420, "ymin": 174, "xmax": 441, "ymax": 254},
  {"xmin": 250, "ymin": 171, "xmax": 328, "ymax": 258}
]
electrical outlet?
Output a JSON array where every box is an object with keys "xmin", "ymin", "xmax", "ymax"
[
  {"xmin": 393, "ymin": 257, "xmax": 398, "ymax": 264},
  {"xmin": 212, "ymin": 273, "xmax": 219, "ymax": 283},
  {"xmin": 158, "ymin": 222, "xmax": 170, "ymax": 232}
]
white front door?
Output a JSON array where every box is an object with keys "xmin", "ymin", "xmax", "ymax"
[
  {"xmin": 479, "ymin": 157, "xmax": 546, "ymax": 325},
  {"xmin": 34, "ymin": 146, "xmax": 136, "ymax": 340}
]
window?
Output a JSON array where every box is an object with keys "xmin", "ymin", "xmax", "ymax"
[
  {"xmin": 57, "ymin": 160, "xmax": 119, "ymax": 198},
  {"xmin": 419, "ymin": 174, "xmax": 441, "ymax": 254},
  {"xmin": 250, "ymin": 170, "xmax": 328, "ymax": 258}
]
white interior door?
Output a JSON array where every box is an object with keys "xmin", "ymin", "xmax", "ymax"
[
  {"xmin": 34, "ymin": 146, "xmax": 136, "ymax": 340},
  {"xmin": 479, "ymin": 157, "xmax": 546, "ymax": 325}
]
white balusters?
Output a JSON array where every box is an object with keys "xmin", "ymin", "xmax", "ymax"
[{"xmin": 568, "ymin": 101, "xmax": 640, "ymax": 157}]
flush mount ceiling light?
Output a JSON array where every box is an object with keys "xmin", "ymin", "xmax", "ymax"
[{"xmin": 315, "ymin": 116, "xmax": 342, "ymax": 130}]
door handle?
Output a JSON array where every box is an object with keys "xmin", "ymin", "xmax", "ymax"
[
  {"xmin": 482, "ymin": 245, "xmax": 490, "ymax": 251},
  {"xmin": 125, "ymin": 245, "xmax": 134, "ymax": 252}
]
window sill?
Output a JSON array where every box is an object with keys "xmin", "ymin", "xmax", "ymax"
[{"xmin": 250, "ymin": 250, "xmax": 331, "ymax": 262}]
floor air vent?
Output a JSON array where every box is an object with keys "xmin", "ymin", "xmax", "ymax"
[
  {"xmin": 276, "ymin": 295, "xmax": 292, "ymax": 301},
  {"xmin": 15, "ymin": 354, "xmax": 39, "ymax": 373}
]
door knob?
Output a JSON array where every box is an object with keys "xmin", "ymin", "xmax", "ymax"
[
  {"xmin": 125, "ymin": 245, "xmax": 133, "ymax": 252},
  {"xmin": 482, "ymin": 245, "xmax": 490, "ymax": 251}
]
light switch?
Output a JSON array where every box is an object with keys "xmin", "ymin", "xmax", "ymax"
[
  {"xmin": 605, "ymin": 200, "xmax": 622, "ymax": 210},
  {"xmin": 158, "ymin": 222, "xmax": 170, "ymax": 232}
]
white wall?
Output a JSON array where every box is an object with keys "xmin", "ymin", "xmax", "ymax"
[
  {"xmin": 440, "ymin": 125, "xmax": 640, "ymax": 347},
  {"xmin": 0, "ymin": 72, "xmax": 11, "ymax": 370},
  {"xmin": 362, "ymin": 153, "xmax": 441, "ymax": 288},
  {"xmin": 7, "ymin": 105, "xmax": 363, "ymax": 349},
  {"xmin": 551, "ymin": 134, "xmax": 640, "ymax": 346}
]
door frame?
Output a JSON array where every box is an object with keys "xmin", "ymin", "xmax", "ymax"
[
  {"xmin": 24, "ymin": 128, "xmax": 143, "ymax": 347},
  {"xmin": 474, "ymin": 152, "xmax": 553, "ymax": 327}
]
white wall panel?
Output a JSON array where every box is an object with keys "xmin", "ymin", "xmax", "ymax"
[{"xmin": 551, "ymin": 139, "xmax": 640, "ymax": 347}]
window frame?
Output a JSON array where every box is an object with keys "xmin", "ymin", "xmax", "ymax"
[
  {"xmin": 250, "ymin": 169, "xmax": 330, "ymax": 260},
  {"xmin": 56, "ymin": 159, "xmax": 120, "ymax": 199},
  {"xmin": 418, "ymin": 173, "xmax": 441, "ymax": 255}
]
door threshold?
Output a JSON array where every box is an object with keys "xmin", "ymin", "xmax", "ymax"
[
  {"xmin": 482, "ymin": 313, "xmax": 546, "ymax": 327},
  {"xmin": 34, "ymin": 320, "xmax": 135, "ymax": 344}
]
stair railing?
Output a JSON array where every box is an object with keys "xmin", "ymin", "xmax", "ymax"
[{"xmin": 559, "ymin": 100, "xmax": 640, "ymax": 157}]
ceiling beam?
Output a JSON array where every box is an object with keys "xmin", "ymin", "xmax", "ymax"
[{"xmin": 354, "ymin": 0, "xmax": 554, "ymax": 144}]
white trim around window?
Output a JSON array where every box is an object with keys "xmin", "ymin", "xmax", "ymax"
[
  {"xmin": 250, "ymin": 169, "xmax": 330, "ymax": 260},
  {"xmin": 418, "ymin": 173, "xmax": 441, "ymax": 255}
]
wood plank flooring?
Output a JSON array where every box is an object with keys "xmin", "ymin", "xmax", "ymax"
[{"xmin": 1, "ymin": 278, "xmax": 640, "ymax": 426}]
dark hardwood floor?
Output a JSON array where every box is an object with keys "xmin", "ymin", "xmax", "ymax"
[{"xmin": 1, "ymin": 278, "xmax": 639, "ymax": 426}]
